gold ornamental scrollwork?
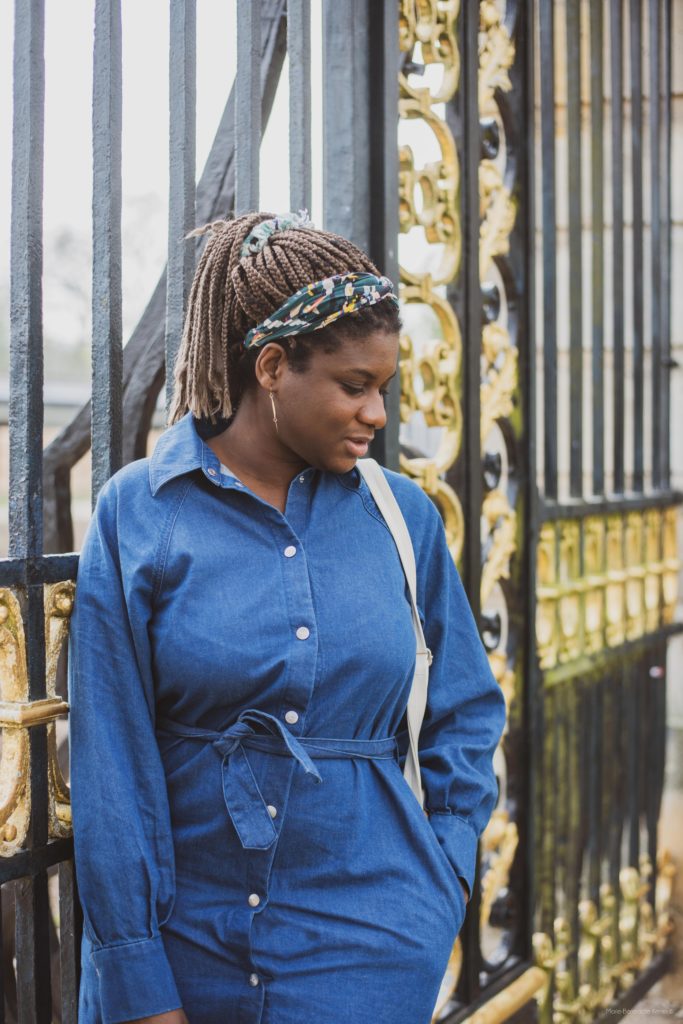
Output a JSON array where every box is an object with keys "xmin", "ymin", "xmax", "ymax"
[
  {"xmin": 45, "ymin": 582, "xmax": 75, "ymax": 837},
  {"xmin": 0, "ymin": 583, "xmax": 74, "ymax": 856},
  {"xmin": 535, "ymin": 510, "xmax": 680, "ymax": 672},
  {"xmin": 399, "ymin": 0, "xmax": 465, "ymax": 566},
  {"xmin": 478, "ymin": 0, "xmax": 515, "ymax": 116},
  {"xmin": 476, "ymin": 0, "xmax": 518, "ymax": 956},
  {"xmin": 399, "ymin": 0, "xmax": 460, "ymax": 105},
  {"xmin": 532, "ymin": 850, "xmax": 674, "ymax": 1024},
  {"xmin": 0, "ymin": 589, "xmax": 31, "ymax": 853}
]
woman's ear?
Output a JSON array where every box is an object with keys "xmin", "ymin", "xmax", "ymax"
[{"xmin": 253, "ymin": 343, "xmax": 288, "ymax": 391}]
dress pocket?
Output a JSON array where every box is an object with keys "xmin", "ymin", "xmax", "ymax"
[{"xmin": 386, "ymin": 759, "xmax": 467, "ymax": 925}]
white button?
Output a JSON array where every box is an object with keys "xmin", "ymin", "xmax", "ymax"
[
  {"xmin": 284, "ymin": 545, "xmax": 297, "ymax": 558},
  {"xmin": 296, "ymin": 626, "xmax": 310, "ymax": 640},
  {"xmin": 248, "ymin": 893, "xmax": 261, "ymax": 907},
  {"xmin": 284, "ymin": 710, "xmax": 299, "ymax": 724},
  {"xmin": 207, "ymin": 468, "xmax": 217, "ymax": 476},
  {"xmin": 249, "ymin": 973, "xmax": 259, "ymax": 987},
  {"xmin": 299, "ymin": 475, "xmax": 305, "ymax": 483},
  {"xmin": 267, "ymin": 804, "xmax": 277, "ymax": 818}
]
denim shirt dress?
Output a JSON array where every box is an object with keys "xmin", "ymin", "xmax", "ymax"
[{"xmin": 68, "ymin": 412, "xmax": 507, "ymax": 1024}]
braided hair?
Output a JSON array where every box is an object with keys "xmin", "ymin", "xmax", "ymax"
[{"xmin": 169, "ymin": 212, "xmax": 402, "ymax": 424}]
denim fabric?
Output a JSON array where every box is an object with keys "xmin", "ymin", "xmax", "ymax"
[{"xmin": 68, "ymin": 412, "xmax": 507, "ymax": 1024}]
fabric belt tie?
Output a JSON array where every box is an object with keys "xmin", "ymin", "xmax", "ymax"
[{"xmin": 156, "ymin": 708, "xmax": 398, "ymax": 851}]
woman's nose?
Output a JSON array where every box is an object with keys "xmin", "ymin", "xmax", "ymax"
[{"xmin": 359, "ymin": 391, "xmax": 387, "ymax": 430}]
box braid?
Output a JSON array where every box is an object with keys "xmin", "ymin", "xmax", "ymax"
[{"xmin": 169, "ymin": 212, "xmax": 401, "ymax": 424}]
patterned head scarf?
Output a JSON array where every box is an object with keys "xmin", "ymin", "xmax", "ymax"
[{"xmin": 243, "ymin": 272, "xmax": 399, "ymax": 349}]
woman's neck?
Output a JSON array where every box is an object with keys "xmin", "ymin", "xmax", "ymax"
[{"xmin": 205, "ymin": 390, "xmax": 308, "ymax": 511}]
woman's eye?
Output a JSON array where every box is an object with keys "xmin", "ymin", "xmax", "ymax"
[{"xmin": 341, "ymin": 383, "xmax": 365, "ymax": 396}]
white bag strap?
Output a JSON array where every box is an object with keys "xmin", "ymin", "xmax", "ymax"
[{"xmin": 357, "ymin": 458, "xmax": 431, "ymax": 808}]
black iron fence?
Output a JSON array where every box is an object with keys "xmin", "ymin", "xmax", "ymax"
[{"xmin": 1, "ymin": 1, "xmax": 679, "ymax": 1021}]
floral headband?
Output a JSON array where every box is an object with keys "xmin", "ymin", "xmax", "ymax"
[{"xmin": 243, "ymin": 272, "xmax": 399, "ymax": 349}]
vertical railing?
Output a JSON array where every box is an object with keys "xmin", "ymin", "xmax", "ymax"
[
  {"xmin": 566, "ymin": 0, "xmax": 582, "ymax": 497},
  {"xmin": 629, "ymin": 0, "xmax": 644, "ymax": 491},
  {"xmin": 590, "ymin": 0, "xmax": 604, "ymax": 496},
  {"xmin": 91, "ymin": 0, "xmax": 123, "ymax": 501},
  {"xmin": 165, "ymin": 0, "xmax": 196, "ymax": 412},
  {"xmin": 8, "ymin": 1, "xmax": 51, "ymax": 1021},
  {"xmin": 235, "ymin": 0, "xmax": 261, "ymax": 216},
  {"xmin": 610, "ymin": 0, "xmax": 625, "ymax": 495},
  {"xmin": 539, "ymin": 0, "xmax": 557, "ymax": 500},
  {"xmin": 287, "ymin": 0, "xmax": 312, "ymax": 213}
]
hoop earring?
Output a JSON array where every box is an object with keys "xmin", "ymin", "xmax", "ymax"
[{"xmin": 269, "ymin": 390, "xmax": 279, "ymax": 432}]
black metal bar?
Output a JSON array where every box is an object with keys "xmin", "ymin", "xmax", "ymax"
[
  {"xmin": 0, "ymin": 554, "xmax": 79, "ymax": 588},
  {"xmin": 15, "ymin": 874, "xmax": 52, "ymax": 1023},
  {"xmin": 9, "ymin": 0, "xmax": 45, "ymax": 559},
  {"xmin": 590, "ymin": 0, "xmax": 605, "ymax": 495},
  {"xmin": 458, "ymin": 0, "xmax": 484, "ymax": 1001},
  {"xmin": 649, "ymin": 0, "xmax": 662, "ymax": 487},
  {"xmin": 322, "ymin": 0, "xmax": 370, "ymax": 252},
  {"xmin": 661, "ymin": 0, "xmax": 672, "ymax": 487},
  {"xmin": 520, "ymin": 0, "xmax": 539, "ymax": 968},
  {"xmin": 287, "ymin": 0, "xmax": 312, "ymax": 213},
  {"xmin": 235, "ymin": 0, "xmax": 261, "ymax": 214},
  {"xmin": 539, "ymin": 0, "xmax": 557, "ymax": 499},
  {"xmin": 58, "ymin": 860, "xmax": 81, "ymax": 1023},
  {"xmin": 368, "ymin": 0, "xmax": 399, "ymax": 472},
  {"xmin": 610, "ymin": 0, "xmax": 625, "ymax": 494},
  {"xmin": 587, "ymin": 686, "xmax": 603, "ymax": 904},
  {"xmin": 629, "ymin": 0, "xmax": 644, "ymax": 491},
  {"xmin": 566, "ymin": 0, "xmax": 583, "ymax": 497},
  {"xmin": 540, "ymin": 488, "xmax": 683, "ymax": 519},
  {"xmin": 165, "ymin": 0, "xmax": 197, "ymax": 411},
  {"xmin": 0, "ymin": 838, "xmax": 74, "ymax": 887},
  {"xmin": 91, "ymin": 0, "xmax": 123, "ymax": 503},
  {"xmin": 627, "ymin": 666, "xmax": 640, "ymax": 865}
]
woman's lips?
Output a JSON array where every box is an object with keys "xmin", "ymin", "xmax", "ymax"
[{"xmin": 344, "ymin": 438, "xmax": 370, "ymax": 457}]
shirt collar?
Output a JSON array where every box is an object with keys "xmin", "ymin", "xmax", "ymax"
[
  {"xmin": 149, "ymin": 413, "xmax": 217, "ymax": 496},
  {"xmin": 148, "ymin": 411, "xmax": 362, "ymax": 496}
]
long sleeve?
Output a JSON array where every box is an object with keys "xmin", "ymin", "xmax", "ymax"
[
  {"xmin": 68, "ymin": 477, "xmax": 181, "ymax": 1023},
  {"xmin": 411, "ymin": 495, "xmax": 507, "ymax": 898}
]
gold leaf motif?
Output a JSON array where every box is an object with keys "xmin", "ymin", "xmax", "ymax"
[
  {"xmin": 479, "ymin": 160, "xmax": 516, "ymax": 280},
  {"xmin": 399, "ymin": 100, "xmax": 460, "ymax": 286},
  {"xmin": 478, "ymin": 1, "xmax": 515, "ymax": 115},
  {"xmin": 45, "ymin": 582, "xmax": 75, "ymax": 838},
  {"xmin": 0, "ymin": 589, "xmax": 30, "ymax": 854},
  {"xmin": 480, "ymin": 809, "xmax": 519, "ymax": 933},
  {"xmin": 400, "ymin": 0, "xmax": 460, "ymax": 105},
  {"xmin": 481, "ymin": 489, "xmax": 516, "ymax": 607},
  {"xmin": 480, "ymin": 323, "xmax": 518, "ymax": 445}
]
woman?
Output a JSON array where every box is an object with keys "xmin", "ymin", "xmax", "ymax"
[{"xmin": 69, "ymin": 211, "xmax": 506, "ymax": 1024}]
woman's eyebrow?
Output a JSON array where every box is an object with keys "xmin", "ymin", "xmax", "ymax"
[{"xmin": 345, "ymin": 368, "xmax": 398, "ymax": 381}]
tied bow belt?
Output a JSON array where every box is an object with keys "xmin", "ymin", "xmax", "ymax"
[{"xmin": 156, "ymin": 708, "xmax": 399, "ymax": 851}]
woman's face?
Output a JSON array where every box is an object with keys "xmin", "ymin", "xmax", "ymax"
[{"xmin": 263, "ymin": 329, "xmax": 399, "ymax": 474}]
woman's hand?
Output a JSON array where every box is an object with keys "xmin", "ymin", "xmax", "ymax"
[
  {"xmin": 459, "ymin": 879, "xmax": 470, "ymax": 905},
  {"xmin": 126, "ymin": 1011, "xmax": 189, "ymax": 1024}
]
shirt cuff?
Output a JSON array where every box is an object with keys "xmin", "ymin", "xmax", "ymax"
[
  {"xmin": 427, "ymin": 811, "xmax": 479, "ymax": 897},
  {"xmin": 91, "ymin": 934, "xmax": 181, "ymax": 1024}
]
